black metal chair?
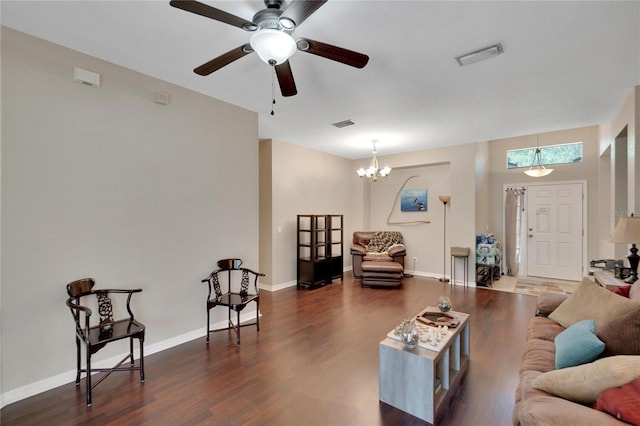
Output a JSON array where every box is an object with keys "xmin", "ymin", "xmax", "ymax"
[
  {"xmin": 65, "ymin": 278, "xmax": 145, "ymax": 406},
  {"xmin": 201, "ymin": 258, "xmax": 264, "ymax": 345}
]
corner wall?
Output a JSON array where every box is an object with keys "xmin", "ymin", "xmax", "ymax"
[
  {"xmin": 262, "ymin": 139, "xmax": 362, "ymax": 289},
  {"xmin": 259, "ymin": 140, "xmax": 273, "ymax": 285},
  {"xmin": 598, "ymin": 86, "xmax": 639, "ymax": 259},
  {"xmin": 356, "ymin": 144, "xmax": 478, "ymax": 279},
  {"xmin": 1, "ymin": 28, "xmax": 259, "ymax": 403}
]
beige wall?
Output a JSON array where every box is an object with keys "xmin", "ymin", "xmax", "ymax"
[
  {"xmin": 261, "ymin": 140, "xmax": 478, "ymax": 283},
  {"xmin": 259, "ymin": 140, "xmax": 273, "ymax": 284},
  {"xmin": 261, "ymin": 139, "xmax": 361, "ymax": 289},
  {"xmin": 1, "ymin": 28, "xmax": 259, "ymax": 403},
  {"xmin": 487, "ymin": 126, "xmax": 601, "ymax": 272},
  {"xmin": 354, "ymin": 144, "xmax": 478, "ymax": 279},
  {"xmin": 474, "ymin": 141, "xmax": 491, "ymax": 235},
  {"xmin": 598, "ymin": 86, "xmax": 639, "ymax": 259},
  {"xmin": 263, "ymin": 129, "xmax": 610, "ymax": 284}
]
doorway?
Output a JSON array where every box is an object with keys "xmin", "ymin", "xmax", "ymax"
[{"xmin": 525, "ymin": 182, "xmax": 585, "ymax": 281}]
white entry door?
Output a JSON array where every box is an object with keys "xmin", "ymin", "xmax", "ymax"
[{"xmin": 527, "ymin": 183, "xmax": 584, "ymax": 281}]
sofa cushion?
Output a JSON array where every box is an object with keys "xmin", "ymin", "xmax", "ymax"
[
  {"xmin": 515, "ymin": 370, "xmax": 546, "ymax": 404},
  {"xmin": 363, "ymin": 253, "xmax": 393, "ymax": 262},
  {"xmin": 536, "ymin": 292, "xmax": 569, "ymax": 316},
  {"xmin": 526, "ymin": 316, "xmax": 565, "ymax": 342},
  {"xmin": 531, "ymin": 355, "xmax": 640, "ymax": 404},
  {"xmin": 548, "ymin": 278, "xmax": 640, "ymax": 331},
  {"xmin": 515, "ymin": 395, "xmax": 629, "ymax": 426},
  {"xmin": 520, "ymin": 338, "xmax": 556, "ymax": 374},
  {"xmin": 554, "ymin": 319, "xmax": 604, "ymax": 369},
  {"xmin": 597, "ymin": 308, "xmax": 640, "ymax": 356},
  {"xmin": 594, "ymin": 377, "xmax": 640, "ymax": 425}
]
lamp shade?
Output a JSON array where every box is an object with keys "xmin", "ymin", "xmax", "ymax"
[
  {"xmin": 438, "ymin": 195, "xmax": 451, "ymax": 204},
  {"xmin": 524, "ymin": 168, "xmax": 554, "ymax": 177},
  {"xmin": 610, "ymin": 215, "xmax": 640, "ymax": 244},
  {"xmin": 250, "ymin": 29, "xmax": 296, "ymax": 65}
]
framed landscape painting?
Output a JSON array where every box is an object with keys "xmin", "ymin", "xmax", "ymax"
[{"xmin": 400, "ymin": 189, "xmax": 427, "ymax": 212}]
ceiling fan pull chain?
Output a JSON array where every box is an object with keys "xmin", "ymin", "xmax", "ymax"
[{"xmin": 270, "ymin": 66, "xmax": 276, "ymax": 116}]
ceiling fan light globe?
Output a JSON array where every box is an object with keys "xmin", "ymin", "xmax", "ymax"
[{"xmin": 250, "ymin": 29, "xmax": 296, "ymax": 65}]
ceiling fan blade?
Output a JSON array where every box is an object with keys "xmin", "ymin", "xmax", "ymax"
[
  {"xmin": 194, "ymin": 44, "xmax": 253, "ymax": 76},
  {"xmin": 275, "ymin": 61, "xmax": 297, "ymax": 97},
  {"xmin": 297, "ymin": 38, "xmax": 369, "ymax": 68},
  {"xmin": 279, "ymin": 0, "xmax": 327, "ymax": 27},
  {"xmin": 170, "ymin": 0, "xmax": 256, "ymax": 31}
]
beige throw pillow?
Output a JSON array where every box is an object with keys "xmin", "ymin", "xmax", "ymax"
[
  {"xmin": 532, "ymin": 355, "xmax": 640, "ymax": 404},
  {"xmin": 548, "ymin": 278, "xmax": 640, "ymax": 331}
]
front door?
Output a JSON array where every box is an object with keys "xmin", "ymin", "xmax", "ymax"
[{"xmin": 526, "ymin": 182, "xmax": 584, "ymax": 281}]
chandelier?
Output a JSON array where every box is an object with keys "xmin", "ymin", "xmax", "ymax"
[
  {"xmin": 524, "ymin": 136, "xmax": 554, "ymax": 177},
  {"xmin": 356, "ymin": 140, "xmax": 392, "ymax": 182}
]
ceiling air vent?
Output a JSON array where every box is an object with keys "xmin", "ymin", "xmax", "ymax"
[
  {"xmin": 455, "ymin": 42, "xmax": 504, "ymax": 66},
  {"xmin": 332, "ymin": 119, "xmax": 356, "ymax": 128}
]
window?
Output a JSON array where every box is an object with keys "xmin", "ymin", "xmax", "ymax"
[{"xmin": 507, "ymin": 142, "xmax": 583, "ymax": 169}]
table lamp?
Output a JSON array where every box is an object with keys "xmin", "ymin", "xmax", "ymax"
[{"xmin": 610, "ymin": 214, "xmax": 640, "ymax": 284}]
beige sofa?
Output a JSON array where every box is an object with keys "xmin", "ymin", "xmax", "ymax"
[
  {"xmin": 350, "ymin": 231, "xmax": 406, "ymax": 279},
  {"xmin": 513, "ymin": 280, "xmax": 640, "ymax": 425}
]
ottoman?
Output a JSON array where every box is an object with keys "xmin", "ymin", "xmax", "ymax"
[{"xmin": 361, "ymin": 261, "xmax": 403, "ymax": 288}]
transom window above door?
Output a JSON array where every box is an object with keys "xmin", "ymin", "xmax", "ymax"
[{"xmin": 507, "ymin": 142, "xmax": 583, "ymax": 169}]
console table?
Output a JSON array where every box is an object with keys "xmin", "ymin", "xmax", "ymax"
[
  {"xmin": 379, "ymin": 309, "xmax": 470, "ymax": 423},
  {"xmin": 594, "ymin": 271, "xmax": 627, "ymax": 288}
]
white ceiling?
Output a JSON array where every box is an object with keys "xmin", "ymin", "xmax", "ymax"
[{"xmin": 2, "ymin": 1, "xmax": 639, "ymax": 159}]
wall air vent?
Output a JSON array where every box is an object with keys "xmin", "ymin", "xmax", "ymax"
[{"xmin": 332, "ymin": 119, "xmax": 356, "ymax": 128}]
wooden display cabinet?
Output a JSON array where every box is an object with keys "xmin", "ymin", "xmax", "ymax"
[{"xmin": 297, "ymin": 214, "xmax": 343, "ymax": 288}]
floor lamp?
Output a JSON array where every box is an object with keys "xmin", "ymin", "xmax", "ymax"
[{"xmin": 438, "ymin": 195, "xmax": 451, "ymax": 282}]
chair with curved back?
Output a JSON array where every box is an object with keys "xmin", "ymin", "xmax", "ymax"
[
  {"xmin": 201, "ymin": 258, "xmax": 264, "ymax": 345},
  {"xmin": 65, "ymin": 278, "xmax": 145, "ymax": 406}
]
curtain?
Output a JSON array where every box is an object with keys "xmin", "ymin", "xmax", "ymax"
[{"xmin": 505, "ymin": 188, "xmax": 525, "ymax": 276}]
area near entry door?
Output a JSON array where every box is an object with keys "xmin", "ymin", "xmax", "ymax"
[{"xmin": 527, "ymin": 182, "xmax": 583, "ymax": 281}]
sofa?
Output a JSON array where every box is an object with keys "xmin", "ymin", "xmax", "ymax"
[
  {"xmin": 350, "ymin": 231, "xmax": 406, "ymax": 279},
  {"xmin": 513, "ymin": 278, "xmax": 640, "ymax": 426}
]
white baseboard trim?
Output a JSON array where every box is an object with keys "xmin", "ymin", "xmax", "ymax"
[
  {"xmin": 406, "ymin": 270, "xmax": 477, "ymax": 287},
  {"xmin": 0, "ymin": 311, "xmax": 259, "ymax": 408},
  {"xmin": 259, "ymin": 267, "xmax": 353, "ymax": 292},
  {"xmin": 258, "ymin": 280, "xmax": 297, "ymax": 292}
]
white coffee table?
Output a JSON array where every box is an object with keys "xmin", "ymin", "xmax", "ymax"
[{"xmin": 379, "ymin": 308, "xmax": 470, "ymax": 423}]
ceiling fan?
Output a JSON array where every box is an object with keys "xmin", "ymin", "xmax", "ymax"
[{"xmin": 169, "ymin": 0, "xmax": 369, "ymax": 97}]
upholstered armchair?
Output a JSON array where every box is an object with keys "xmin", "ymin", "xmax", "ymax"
[{"xmin": 351, "ymin": 231, "xmax": 406, "ymax": 278}]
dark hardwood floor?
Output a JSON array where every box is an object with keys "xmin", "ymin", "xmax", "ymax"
[{"xmin": 1, "ymin": 274, "xmax": 536, "ymax": 425}]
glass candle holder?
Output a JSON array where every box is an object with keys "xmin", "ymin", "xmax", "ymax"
[
  {"xmin": 437, "ymin": 296, "xmax": 452, "ymax": 312},
  {"xmin": 400, "ymin": 319, "xmax": 419, "ymax": 348}
]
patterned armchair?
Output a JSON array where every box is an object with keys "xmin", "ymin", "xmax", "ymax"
[{"xmin": 350, "ymin": 231, "xmax": 406, "ymax": 278}]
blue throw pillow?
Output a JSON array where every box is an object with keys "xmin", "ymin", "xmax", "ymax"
[{"xmin": 555, "ymin": 319, "xmax": 605, "ymax": 369}]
